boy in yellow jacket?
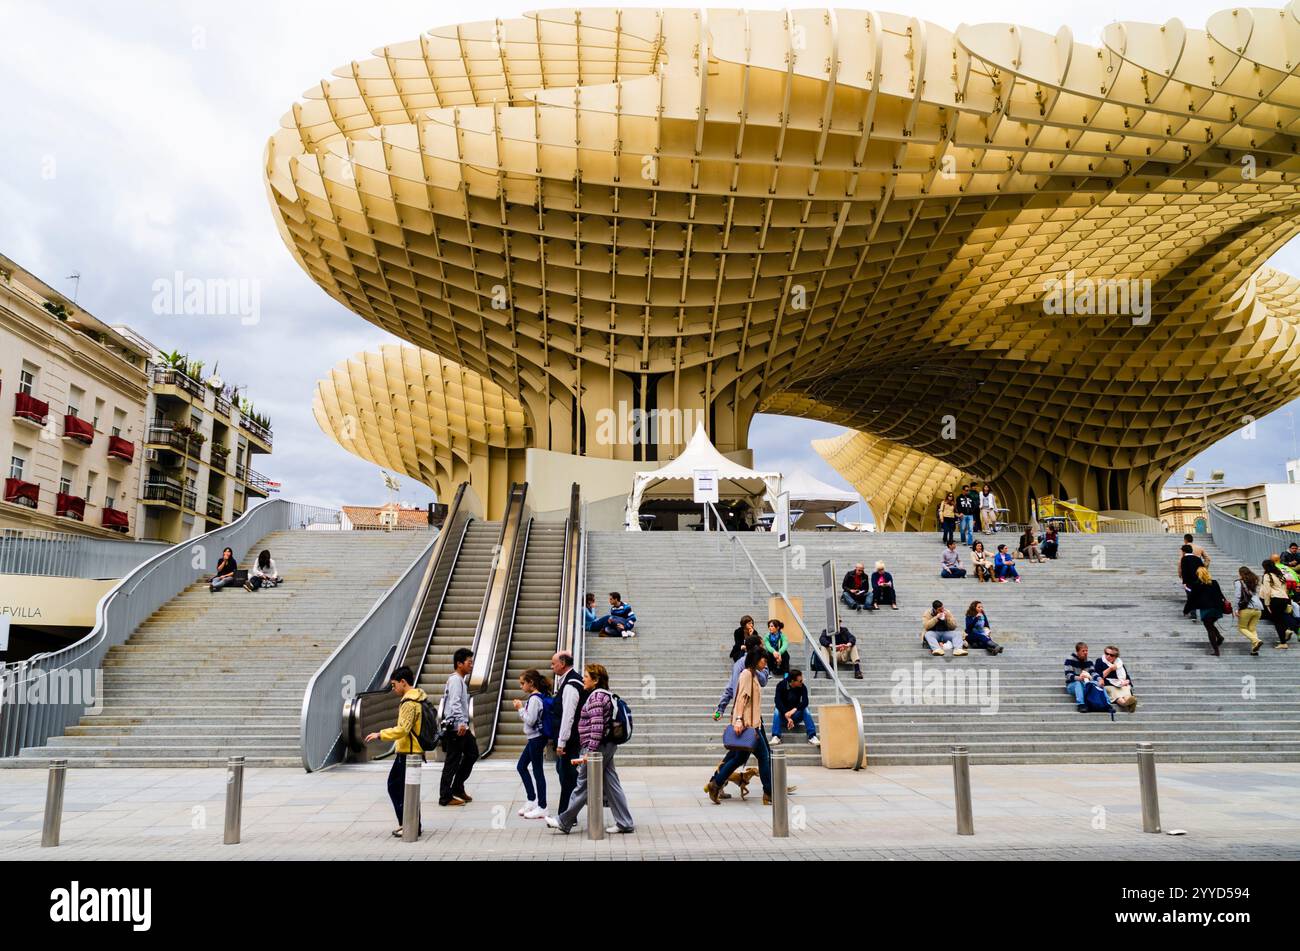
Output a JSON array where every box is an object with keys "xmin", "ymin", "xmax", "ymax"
[{"xmin": 365, "ymin": 665, "xmax": 427, "ymax": 837}]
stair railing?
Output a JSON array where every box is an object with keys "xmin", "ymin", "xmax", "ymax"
[
  {"xmin": 556, "ymin": 483, "xmax": 584, "ymax": 667},
  {"xmin": 706, "ymin": 502, "xmax": 865, "ymax": 770}
]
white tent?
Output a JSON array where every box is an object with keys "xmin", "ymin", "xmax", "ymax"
[
  {"xmin": 779, "ymin": 470, "xmax": 860, "ymax": 515},
  {"xmin": 624, "ymin": 424, "xmax": 782, "ymax": 530}
]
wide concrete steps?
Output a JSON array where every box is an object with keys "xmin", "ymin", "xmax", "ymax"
[
  {"xmin": 4, "ymin": 528, "xmax": 433, "ymax": 768},
  {"xmin": 584, "ymin": 530, "xmax": 1300, "ymax": 765}
]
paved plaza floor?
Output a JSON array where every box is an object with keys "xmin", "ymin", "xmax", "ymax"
[{"xmin": 1, "ymin": 761, "xmax": 1296, "ymax": 860}]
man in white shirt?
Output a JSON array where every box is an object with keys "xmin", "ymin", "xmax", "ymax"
[
  {"xmin": 979, "ymin": 486, "xmax": 998, "ymax": 534},
  {"xmin": 549, "ymin": 651, "xmax": 585, "ymax": 814}
]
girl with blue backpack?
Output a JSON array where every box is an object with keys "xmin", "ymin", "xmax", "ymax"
[{"xmin": 513, "ymin": 669, "xmax": 553, "ymax": 820}]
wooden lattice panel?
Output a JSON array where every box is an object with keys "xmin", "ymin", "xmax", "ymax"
[{"xmin": 270, "ymin": 7, "xmax": 1300, "ymax": 517}]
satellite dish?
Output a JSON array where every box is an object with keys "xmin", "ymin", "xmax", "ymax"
[
  {"xmin": 1184, "ymin": 468, "xmax": 1197, "ymax": 483},
  {"xmin": 206, "ymin": 375, "xmax": 223, "ymax": 390}
]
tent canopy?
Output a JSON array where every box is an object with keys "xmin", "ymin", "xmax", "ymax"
[
  {"xmin": 625, "ymin": 425, "xmax": 782, "ymax": 529},
  {"xmin": 777, "ymin": 470, "xmax": 860, "ymax": 514}
]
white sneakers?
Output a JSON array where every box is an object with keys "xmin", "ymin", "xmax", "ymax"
[
  {"xmin": 953, "ymin": 648, "xmax": 969, "ymax": 656},
  {"xmin": 810, "ymin": 736, "xmax": 821, "ymax": 746},
  {"xmin": 523, "ymin": 805, "xmax": 547, "ymax": 820},
  {"xmin": 621, "ymin": 631, "xmax": 635, "ymax": 638},
  {"xmin": 770, "ymin": 735, "xmax": 782, "ymax": 745},
  {"xmin": 518, "ymin": 801, "xmax": 536, "ymax": 816}
]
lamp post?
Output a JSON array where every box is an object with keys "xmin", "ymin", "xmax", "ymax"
[{"xmin": 1182, "ymin": 468, "xmax": 1225, "ymax": 533}]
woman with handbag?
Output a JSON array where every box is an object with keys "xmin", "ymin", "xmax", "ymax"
[
  {"xmin": 706, "ymin": 649, "xmax": 772, "ymax": 805},
  {"xmin": 1188, "ymin": 566, "xmax": 1228, "ymax": 656},
  {"xmin": 1259, "ymin": 560, "xmax": 1295, "ymax": 649}
]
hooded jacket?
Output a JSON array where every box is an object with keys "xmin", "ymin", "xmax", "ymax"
[{"xmin": 380, "ymin": 687, "xmax": 428, "ymax": 754}]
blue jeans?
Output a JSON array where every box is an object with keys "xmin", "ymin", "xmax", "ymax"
[
  {"xmin": 1066, "ymin": 681, "xmax": 1087, "ymax": 704},
  {"xmin": 995, "ymin": 564, "xmax": 1020, "ymax": 579},
  {"xmin": 966, "ymin": 630, "xmax": 997, "ymax": 650},
  {"xmin": 960, "ymin": 515, "xmax": 975, "ymax": 545},
  {"xmin": 516, "ymin": 735, "xmax": 548, "ymax": 808},
  {"xmin": 941, "ymin": 567, "xmax": 967, "ymax": 578},
  {"xmin": 712, "ymin": 728, "xmax": 772, "ymax": 795},
  {"xmin": 842, "ymin": 590, "xmax": 871, "ymax": 610},
  {"xmin": 772, "ymin": 707, "xmax": 816, "ymax": 738}
]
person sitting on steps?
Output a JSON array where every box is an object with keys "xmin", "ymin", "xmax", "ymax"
[
  {"xmin": 1063, "ymin": 642, "xmax": 1098, "ymax": 711},
  {"xmin": 244, "ymin": 549, "xmax": 282, "ymax": 591},
  {"xmin": 730, "ymin": 615, "xmax": 756, "ymax": 661},
  {"xmin": 971, "ymin": 541, "xmax": 994, "ymax": 583},
  {"xmin": 922, "ymin": 600, "xmax": 965, "ymax": 656},
  {"xmin": 963, "ymin": 600, "xmax": 1004, "ymax": 654},
  {"xmin": 870, "ymin": 560, "xmax": 898, "ymax": 610},
  {"xmin": 600, "ymin": 592, "xmax": 636, "ymax": 638},
  {"xmin": 771, "ymin": 669, "xmax": 820, "ymax": 747},
  {"xmin": 993, "ymin": 544, "xmax": 1022, "ymax": 583},
  {"xmin": 940, "ymin": 541, "xmax": 967, "ymax": 578},
  {"xmin": 816, "ymin": 624, "xmax": 864, "ymax": 679},
  {"xmin": 1093, "ymin": 645, "xmax": 1137, "ymax": 712},
  {"xmin": 841, "ymin": 562, "xmax": 872, "ymax": 611},
  {"xmin": 762, "ymin": 618, "xmax": 790, "ymax": 678}
]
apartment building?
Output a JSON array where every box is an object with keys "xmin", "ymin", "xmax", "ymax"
[
  {"xmin": 111, "ymin": 326, "xmax": 274, "ymax": 543},
  {"xmin": 0, "ymin": 254, "xmax": 148, "ymax": 539}
]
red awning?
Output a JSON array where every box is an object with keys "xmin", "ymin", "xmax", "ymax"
[
  {"xmin": 107, "ymin": 434, "xmax": 135, "ymax": 462},
  {"xmin": 4, "ymin": 478, "xmax": 39, "ymax": 506},
  {"xmin": 63, "ymin": 414, "xmax": 94, "ymax": 444},
  {"xmin": 56, "ymin": 493, "xmax": 86, "ymax": 520},
  {"xmin": 13, "ymin": 392, "xmax": 48, "ymax": 424}
]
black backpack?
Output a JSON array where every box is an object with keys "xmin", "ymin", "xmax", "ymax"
[{"xmin": 402, "ymin": 695, "xmax": 441, "ymax": 752}]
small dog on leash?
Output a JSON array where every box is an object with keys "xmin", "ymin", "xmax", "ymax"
[{"xmin": 703, "ymin": 766, "xmax": 760, "ymax": 800}]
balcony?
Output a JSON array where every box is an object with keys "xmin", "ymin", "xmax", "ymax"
[
  {"xmin": 3, "ymin": 478, "xmax": 39, "ymax": 508},
  {"xmin": 101, "ymin": 507, "xmax": 130, "ymax": 533},
  {"xmin": 62, "ymin": 414, "xmax": 94, "ymax": 445},
  {"xmin": 214, "ymin": 394, "xmax": 232, "ymax": 418},
  {"xmin": 142, "ymin": 480, "xmax": 196, "ymax": 510},
  {"xmin": 239, "ymin": 415, "xmax": 273, "ymax": 449},
  {"xmin": 145, "ymin": 425, "xmax": 200, "ymax": 456},
  {"xmin": 107, "ymin": 434, "xmax": 135, "ymax": 463},
  {"xmin": 209, "ymin": 444, "xmax": 230, "ymax": 471},
  {"xmin": 205, "ymin": 495, "xmax": 225, "ymax": 520},
  {"xmin": 151, "ymin": 367, "xmax": 204, "ymax": 401},
  {"xmin": 55, "ymin": 492, "xmax": 85, "ymax": 521},
  {"xmin": 13, "ymin": 392, "xmax": 48, "ymax": 427},
  {"xmin": 244, "ymin": 467, "xmax": 274, "ymax": 497}
]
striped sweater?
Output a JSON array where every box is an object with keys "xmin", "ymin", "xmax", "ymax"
[{"xmin": 577, "ymin": 688, "xmax": 613, "ymax": 752}]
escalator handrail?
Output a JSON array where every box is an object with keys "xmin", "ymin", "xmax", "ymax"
[
  {"xmin": 556, "ymin": 482, "xmax": 582, "ymax": 658},
  {"xmin": 571, "ymin": 497, "xmax": 588, "ymax": 672},
  {"xmin": 468, "ymin": 482, "xmax": 528, "ymax": 694},
  {"xmin": 479, "ymin": 515, "xmax": 532, "ymax": 757}
]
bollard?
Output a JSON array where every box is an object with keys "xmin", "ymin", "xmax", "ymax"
[
  {"xmin": 41, "ymin": 759, "xmax": 67, "ymax": 848},
  {"xmin": 586, "ymin": 749, "xmax": 605, "ymax": 840},
  {"xmin": 770, "ymin": 746, "xmax": 790, "ymax": 837},
  {"xmin": 951, "ymin": 745, "xmax": 974, "ymax": 836},
  {"xmin": 224, "ymin": 755, "xmax": 245, "ymax": 845},
  {"xmin": 1137, "ymin": 742, "xmax": 1161, "ymax": 833},
  {"xmin": 402, "ymin": 756, "xmax": 423, "ymax": 842}
]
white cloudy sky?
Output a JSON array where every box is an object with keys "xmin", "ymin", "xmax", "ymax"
[{"xmin": 1, "ymin": 0, "xmax": 1297, "ymax": 521}]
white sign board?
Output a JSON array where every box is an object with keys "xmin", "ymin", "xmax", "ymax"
[
  {"xmin": 776, "ymin": 491, "xmax": 791, "ymax": 549},
  {"xmin": 692, "ymin": 468, "xmax": 719, "ymax": 504}
]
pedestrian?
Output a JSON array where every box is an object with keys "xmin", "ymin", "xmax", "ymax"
[
  {"xmin": 512, "ymin": 669, "xmax": 551, "ymax": 819},
  {"xmin": 706, "ymin": 649, "xmax": 774, "ymax": 805},
  {"xmin": 547, "ymin": 664, "xmax": 635, "ymax": 835},
  {"xmin": 549, "ymin": 651, "xmax": 586, "ymax": 814},
  {"xmin": 439, "ymin": 647, "xmax": 479, "ymax": 806},
  {"xmin": 363, "ymin": 665, "xmax": 428, "ymax": 838},
  {"xmin": 1233, "ymin": 566, "xmax": 1264, "ymax": 655}
]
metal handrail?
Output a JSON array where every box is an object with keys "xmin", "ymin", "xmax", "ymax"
[
  {"xmin": 1207, "ymin": 501, "xmax": 1300, "ymax": 567},
  {"xmin": 480, "ymin": 515, "xmax": 532, "ymax": 758},
  {"xmin": 0, "ymin": 499, "xmax": 341, "ymax": 757},
  {"xmin": 0, "ymin": 529, "xmax": 168, "ymax": 579},
  {"xmin": 556, "ymin": 483, "xmax": 582, "ymax": 658},
  {"xmin": 706, "ymin": 502, "xmax": 865, "ymax": 770}
]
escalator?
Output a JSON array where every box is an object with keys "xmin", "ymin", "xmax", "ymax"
[
  {"xmin": 415, "ymin": 521, "xmax": 498, "ymax": 704},
  {"xmin": 491, "ymin": 522, "xmax": 566, "ymax": 756}
]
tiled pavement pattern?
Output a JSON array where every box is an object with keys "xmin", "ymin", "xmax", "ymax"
[{"xmin": 1, "ymin": 762, "xmax": 1296, "ymax": 860}]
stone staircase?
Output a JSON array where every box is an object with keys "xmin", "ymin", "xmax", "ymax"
[
  {"xmin": 584, "ymin": 530, "xmax": 1300, "ymax": 766},
  {"xmin": 6, "ymin": 529, "xmax": 434, "ymax": 767}
]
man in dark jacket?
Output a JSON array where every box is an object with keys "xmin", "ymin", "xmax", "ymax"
[
  {"xmin": 956, "ymin": 486, "xmax": 978, "ymax": 546},
  {"xmin": 1178, "ymin": 544, "xmax": 1204, "ymax": 619},
  {"xmin": 841, "ymin": 563, "xmax": 872, "ymax": 611},
  {"xmin": 817, "ymin": 625, "xmax": 863, "ymax": 679},
  {"xmin": 770, "ymin": 670, "xmax": 819, "ymax": 746},
  {"xmin": 549, "ymin": 651, "xmax": 586, "ymax": 814},
  {"xmin": 1064, "ymin": 642, "xmax": 1098, "ymax": 711}
]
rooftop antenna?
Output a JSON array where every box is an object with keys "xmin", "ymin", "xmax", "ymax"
[{"xmin": 66, "ymin": 272, "xmax": 81, "ymax": 301}]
